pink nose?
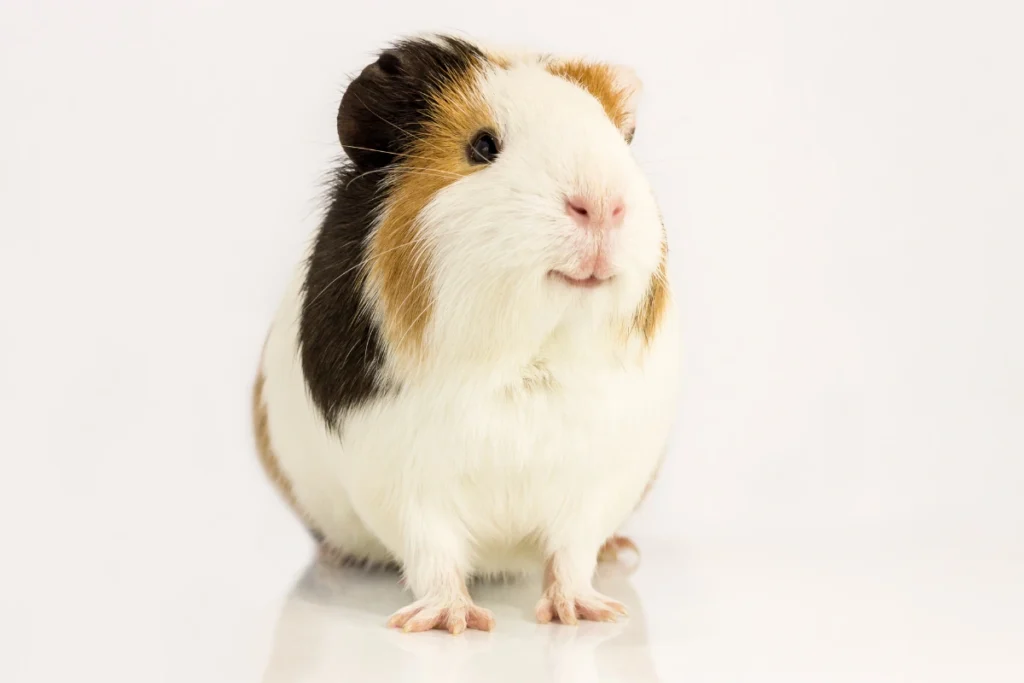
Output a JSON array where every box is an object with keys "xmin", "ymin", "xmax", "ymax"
[{"xmin": 566, "ymin": 195, "xmax": 625, "ymax": 230}]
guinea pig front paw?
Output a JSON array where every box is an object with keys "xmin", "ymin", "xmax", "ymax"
[
  {"xmin": 387, "ymin": 594, "xmax": 495, "ymax": 634},
  {"xmin": 535, "ymin": 585, "xmax": 628, "ymax": 625}
]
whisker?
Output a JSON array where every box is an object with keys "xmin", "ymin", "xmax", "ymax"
[
  {"xmin": 382, "ymin": 231, "xmax": 442, "ymax": 353},
  {"xmin": 395, "ymin": 166, "xmax": 465, "ymax": 181},
  {"xmin": 347, "ymin": 92, "xmax": 446, "ymax": 155},
  {"xmin": 344, "ymin": 165, "xmax": 464, "ymax": 191},
  {"xmin": 392, "ymin": 293, "xmax": 434, "ymax": 354},
  {"xmin": 305, "ymin": 233, "xmax": 435, "ymax": 308},
  {"xmin": 341, "ymin": 144, "xmax": 466, "ymax": 175},
  {"xmin": 304, "ymin": 214, "xmax": 468, "ymax": 309}
]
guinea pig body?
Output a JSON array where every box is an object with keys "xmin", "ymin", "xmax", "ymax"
[{"xmin": 255, "ymin": 35, "xmax": 680, "ymax": 633}]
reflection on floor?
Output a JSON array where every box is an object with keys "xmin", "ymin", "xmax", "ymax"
[
  {"xmin": 6, "ymin": 531, "xmax": 1021, "ymax": 682},
  {"xmin": 263, "ymin": 554, "xmax": 660, "ymax": 683},
  {"xmin": 254, "ymin": 533, "xmax": 1024, "ymax": 683}
]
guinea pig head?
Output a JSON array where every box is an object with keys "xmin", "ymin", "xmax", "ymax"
[{"xmin": 334, "ymin": 37, "xmax": 668, "ymax": 367}]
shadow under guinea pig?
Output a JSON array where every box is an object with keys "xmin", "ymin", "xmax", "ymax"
[{"xmin": 260, "ymin": 554, "xmax": 662, "ymax": 683}]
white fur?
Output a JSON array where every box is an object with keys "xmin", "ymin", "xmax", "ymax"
[{"xmin": 259, "ymin": 56, "xmax": 680, "ymax": 606}]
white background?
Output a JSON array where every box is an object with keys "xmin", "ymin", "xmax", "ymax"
[{"xmin": 2, "ymin": 1, "xmax": 1022, "ymax": 681}]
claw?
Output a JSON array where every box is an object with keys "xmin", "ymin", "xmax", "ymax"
[
  {"xmin": 535, "ymin": 587, "xmax": 627, "ymax": 625},
  {"xmin": 388, "ymin": 597, "xmax": 495, "ymax": 634}
]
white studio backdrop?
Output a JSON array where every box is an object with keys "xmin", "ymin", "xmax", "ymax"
[{"xmin": 1, "ymin": 0, "xmax": 1022, "ymax": 586}]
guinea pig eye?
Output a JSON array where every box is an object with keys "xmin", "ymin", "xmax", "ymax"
[{"xmin": 467, "ymin": 130, "xmax": 500, "ymax": 165}]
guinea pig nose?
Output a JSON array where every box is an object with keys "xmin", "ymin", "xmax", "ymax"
[
  {"xmin": 566, "ymin": 195, "xmax": 626, "ymax": 229},
  {"xmin": 567, "ymin": 197, "xmax": 590, "ymax": 219}
]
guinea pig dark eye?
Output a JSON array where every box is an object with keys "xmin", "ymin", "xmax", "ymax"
[{"xmin": 467, "ymin": 130, "xmax": 500, "ymax": 165}]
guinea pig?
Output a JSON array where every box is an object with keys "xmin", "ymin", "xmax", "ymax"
[{"xmin": 254, "ymin": 34, "xmax": 680, "ymax": 634}]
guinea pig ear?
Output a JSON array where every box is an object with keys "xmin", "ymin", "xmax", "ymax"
[
  {"xmin": 337, "ymin": 49, "xmax": 409, "ymax": 170},
  {"xmin": 609, "ymin": 64, "xmax": 643, "ymax": 143}
]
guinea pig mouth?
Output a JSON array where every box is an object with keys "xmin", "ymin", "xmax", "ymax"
[{"xmin": 549, "ymin": 271, "xmax": 611, "ymax": 289}]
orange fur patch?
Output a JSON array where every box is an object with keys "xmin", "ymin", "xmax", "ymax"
[
  {"xmin": 368, "ymin": 65, "xmax": 495, "ymax": 361},
  {"xmin": 254, "ymin": 369, "xmax": 398, "ymax": 566},
  {"xmin": 484, "ymin": 50, "xmax": 511, "ymax": 69},
  {"xmin": 253, "ymin": 371, "xmax": 313, "ymax": 527},
  {"xmin": 598, "ymin": 535, "xmax": 640, "ymax": 563},
  {"xmin": 545, "ymin": 60, "xmax": 635, "ymax": 133},
  {"xmin": 632, "ymin": 239, "xmax": 670, "ymax": 344}
]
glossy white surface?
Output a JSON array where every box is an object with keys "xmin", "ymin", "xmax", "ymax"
[
  {"xmin": 5, "ymin": 527, "xmax": 1023, "ymax": 682},
  {"xmin": 3, "ymin": 0, "xmax": 1023, "ymax": 680},
  {"xmin": 263, "ymin": 534, "xmax": 1024, "ymax": 682}
]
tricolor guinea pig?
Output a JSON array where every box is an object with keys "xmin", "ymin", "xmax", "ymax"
[{"xmin": 254, "ymin": 34, "xmax": 680, "ymax": 634}]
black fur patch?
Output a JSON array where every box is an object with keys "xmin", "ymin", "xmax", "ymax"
[
  {"xmin": 336, "ymin": 36, "xmax": 487, "ymax": 171},
  {"xmin": 299, "ymin": 37, "xmax": 487, "ymax": 425},
  {"xmin": 299, "ymin": 164, "xmax": 391, "ymax": 426}
]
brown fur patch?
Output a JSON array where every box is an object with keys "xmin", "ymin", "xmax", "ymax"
[
  {"xmin": 637, "ymin": 461, "xmax": 661, "ymax": 509},
  {"xmin": 632, "ymin": 240, "xmax": 670, "ymax": 344},
  {"xmin": 255, "ymin": 371, "xmax": 400, "ymax": 564},
  {"xmin": 252, "ymin": 371, "xmax": 314, "ymax": 528},
  {"xmin": 598, "ymin": 535, "xmax": 640, "ymax": 563},
  {"xmin": 484, "ymin": 50, "xmax": 511, "ymax": 69},
  {"xmin": 368, "ymin": 69, "xmax": 495, "ymax": 361},
  {"xmin": 545, "ymin": 60, "xmax": 634, "ymax": 132}
]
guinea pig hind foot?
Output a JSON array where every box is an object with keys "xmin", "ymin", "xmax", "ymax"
[
  {"xmin": 598, "ymin": 535, "xmax": 640, "ymax": 564},
  {"xmin": 535, "ymin": 547, "xmax": 629, "ymax": 625},
  {"xmin": 388, "ymin": 591, "xmax": 495, "ymax": 634}
]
